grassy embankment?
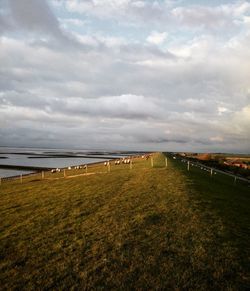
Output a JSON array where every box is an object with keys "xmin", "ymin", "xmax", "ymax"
[{"xmin": 0, "ymin": 153, "xmax": 249, "ymax": 290}]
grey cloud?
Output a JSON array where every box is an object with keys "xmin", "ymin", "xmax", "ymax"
[
  {"xmin": 1, "ymin": 1, "xmax": 250, "ymax": 152},
  {"xmin": 0, "ymin": 0, "xmax": 85, "ymax": 49},
  {"xmin": 8, "ymin": 0, "xmax": 60, "ymax": 35},
  {"xmin": 139, "ymin": 137, "xmax": 188, "ymax": 144},
  {"xmin": 57, "ymin": 95, "xmax": 163, "ymax": 120},
  {"xmin": 0, "ymin": 4, "xmax": 13, "ymax": 34},
  {"xmin": 0, "ymin": 91, "xmax": 166, "ymax": 121},
  {"xmin": 0, "ymin": 0, "xmax": 61, "ymax": 37}
]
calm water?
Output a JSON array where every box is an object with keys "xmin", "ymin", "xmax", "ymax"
[
  {"xmin": 0, "ymin": 154, "xmax": 108, "ymax": 168},
  {"xmin": 0, "ymin": 169, "xmax": 34, "ymax": 178},
  {"xmin": 0, "ymin": 147, "xmax": 132, "ymax": 178}
]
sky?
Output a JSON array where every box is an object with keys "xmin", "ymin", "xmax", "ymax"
[{"xmin": 0, "ymin": 0, "xmax": 250, "ymax": 152}]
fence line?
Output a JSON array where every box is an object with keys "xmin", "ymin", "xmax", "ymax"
[
  {"xmin": 170, "ymin": 155, "xmax": 249, "ymax": 185},
  {"xmin": 2, "ymin": 153, "xmax": 248, "ymax": 188},
  {"xmin": 0, "ymin": 154, "xmax": 153, "ymax": 186}
]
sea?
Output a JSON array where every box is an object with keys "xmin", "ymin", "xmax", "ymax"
[{"xmin": 0, "ymin": 147, "xmax": 136, "ymax": 178}]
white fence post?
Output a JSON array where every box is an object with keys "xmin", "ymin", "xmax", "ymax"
[
  {"xmin": 187, "ymin": 161, "xmax": 190, "ymax": 171},
  {"xmin": 210, "ymin": 168, "xmax": 213, "ymax": 177},
  {"xmin": 165, "ymin": 157, "xmax": 168, "ymax": 168},
  {"xmin": 151, "ymin": 156, "xmax": 154, "ymax": 168}
]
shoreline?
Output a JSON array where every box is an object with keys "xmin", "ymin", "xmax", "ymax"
[
  {"xmin": 27, "ymin": 155, "xmax": 119, "ymax": 159},
  {"xmin": 0, "ymin": 164, "xmax": 53, "ymax": 171},
  {"xmin": 0, "ymin": 154, "xmax": 143, "ymax": 180}
]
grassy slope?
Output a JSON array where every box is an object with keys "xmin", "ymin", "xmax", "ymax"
[
  {"xmin": 0, "ymin": 153, "xmax": 249, "ymax": 290},
  {"xmin": 168, "ymin": 154, "xmax": 250, "ymax": 283}
]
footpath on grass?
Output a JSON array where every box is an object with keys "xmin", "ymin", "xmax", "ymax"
[{"xmin": 0, "ymin": 153, "xmax": 249, "ymax": 289}]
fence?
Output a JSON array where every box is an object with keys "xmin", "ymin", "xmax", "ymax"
[
  {"xmin": 0, "ymin": 154, "xmax": 160, "ymax": 186},
  {"xmin": 1, "ymin": 153, "xmax": 249, "ymax": 188},
  {"xmin": 168, "ymin": 154, "xmax": 250, "ymax": 187}
]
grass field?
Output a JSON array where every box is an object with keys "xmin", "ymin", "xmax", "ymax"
[{"xmin": 0, "ymin": 153, "xmax": 249, "ymax": 290}]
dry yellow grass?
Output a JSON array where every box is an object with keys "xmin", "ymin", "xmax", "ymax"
[{"xmin": 0, "ymin": 153, "xmax": 249, "ymax": 289}]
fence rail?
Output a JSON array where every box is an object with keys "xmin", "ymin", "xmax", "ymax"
[
  {"xmin": 170, "ymin": 154, "xmax": 250, "ymax": 185},
  {"xmin": 1, "ymin": 153, "xmax": 249, "ymax": 188},
  {"xmin": 0, "ymin": 154, "xmax": 153, "ymax": 186}
]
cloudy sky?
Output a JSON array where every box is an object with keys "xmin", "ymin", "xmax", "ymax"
[{"xmin": 0, "ymin": 0, "xmax": 250, "ymax": 152}]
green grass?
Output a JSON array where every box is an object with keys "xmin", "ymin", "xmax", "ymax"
[
  {"xmin": 0, "ymin": 153, "xmax": 249, "ymax": 290},
  {"xmin": 167, "ymin": 154, "xmax": 250, "ymax": 282}
]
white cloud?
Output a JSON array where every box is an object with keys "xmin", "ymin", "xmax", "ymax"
[
  {"xmin": 65, "ymin": 0, "xmax": 131, "ymax": 18},
  {"xmin": 171, "ymin": 1, "xmax": 250, "ymax": 30},
  {"xmin": 59, "ymin": 18, "xmax": 86, "ymax": 27},
  {"xmin": 231, "ymin": 105, "xmax": 250, "ymax": 134},
  {"xmin": 132, "ymin": 1, "xmax": 145, "ymax": 8},
  {"xmin": 210, "ymin": 136, "xmax": 224, "ymax": 142},
  {"xmin": 218, "ymin": 106, "xmax": 230, "ymax": 115},
  {"xmin": 62, "ymin": 0, "xmax": 250, "ymax": 34},
  {"xmin": 146, "ymin": 31, "xmax": 167, "ymax": 45},
  {"xmin": 1, "ymin": 0, "xmax": 250, "ymax": 151}
]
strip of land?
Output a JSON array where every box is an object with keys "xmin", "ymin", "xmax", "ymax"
[
  {"xmin": 0, "ymin": 164, "xmax": 52, "ymax": 171},
  {"xmin": 27, "ymin": 155, "xmax": 118, "ymax": 159},
  {"xmin": 0, "ymin": 153, "xmax": 249, "ymax": 289}
]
